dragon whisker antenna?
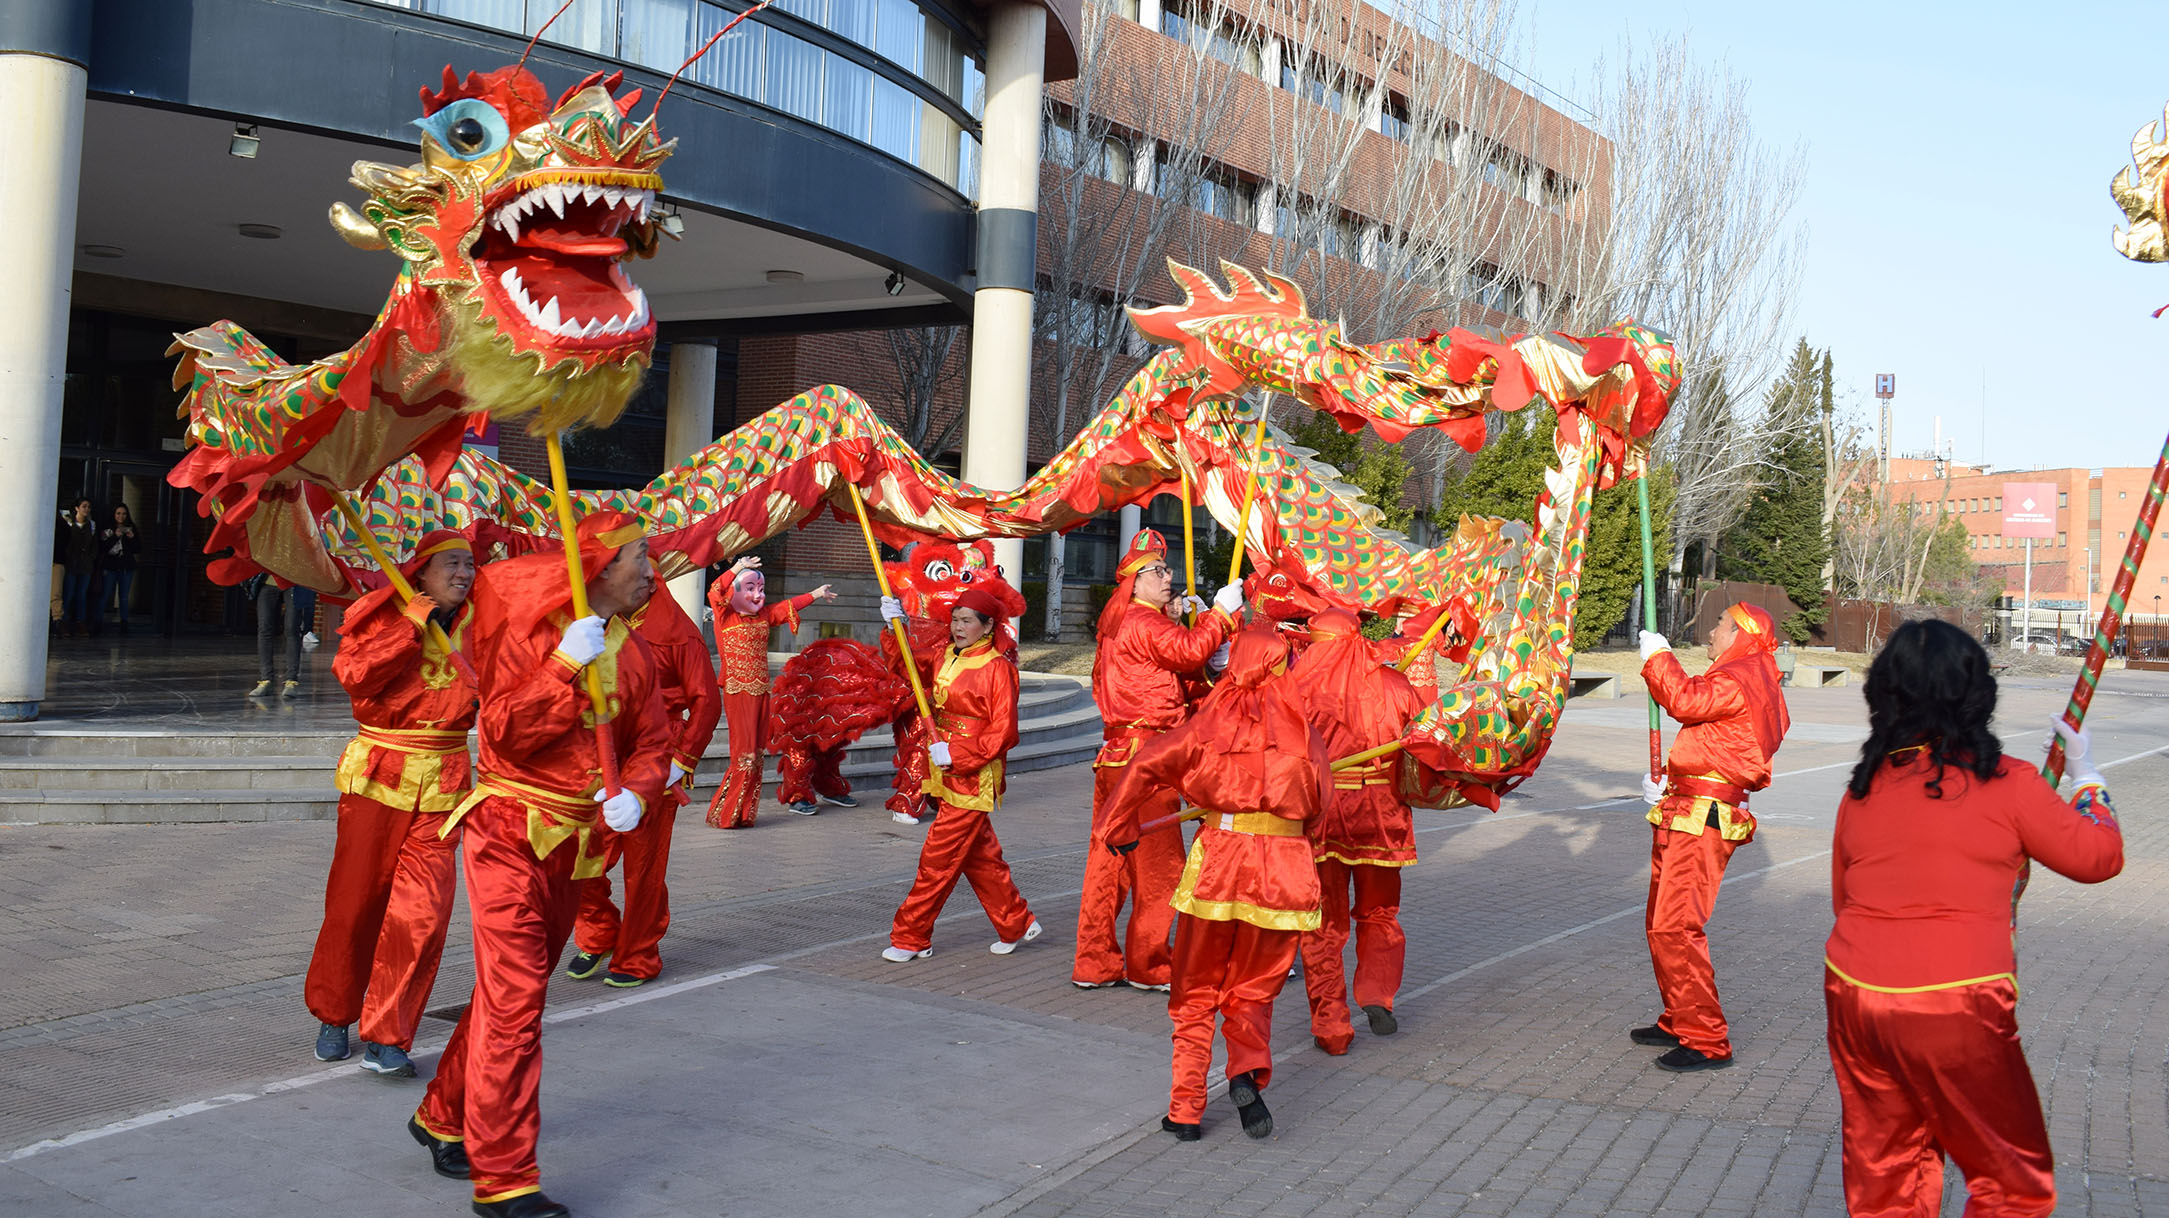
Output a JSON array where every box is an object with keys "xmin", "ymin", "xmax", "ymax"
[
  {"xmin": 652, "ymin": 0, "xmax": 779, "ymax": 119},
  {"xmin": 516, "ymin": 0, "xmax": 582, "ymax": 71}
]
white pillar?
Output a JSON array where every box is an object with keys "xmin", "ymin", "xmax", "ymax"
[
  {"xmin": 963, "ymin": 2, "xmax": 1046, "ymax": 593},
  {"xmin": 1136, "ymin": 0, "xmax": 1163, "ymax": 33},
  {"xmin": 661, "ymin": 339, "xmax": 718, "ymax": 622},
  {"xmin": 0, "ymin": 8, "xmax": 89, "ymax": 721},
  {"xmin": 1118, "ymin": 503, "xmax": 1141, "ymax": 552}
]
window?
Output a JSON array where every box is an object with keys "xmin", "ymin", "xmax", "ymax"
[
  {"xmin": 1538, "ymin": 167, "xmax": 1580, "ymax": 214},
  {"xmin": 2120, "ymin": 489, "xmax": 2128, "ymax": 498},
  {"xmin": 1994, "ymin": 496, "xmax": 2002, "ymax": 510},
  {"xmin": 1044, "ymin": 112, "xmax": 1133, "ymax": 185},
  {"xmin": 1379, "ymin": 96, "xmax": 1410, "ymax": 142},
  {"xmin": 1481, "ymin": 142, "xmax": 1529, "ymax": 195},
  {"xmin": 1162, "ymin": 0, "xmax": 1262, "ymax": 77},
  {"xmin": 1279, "ymin": 58, "xmax": 1345, "ymax": 114},
  {"xmin": 1160, "ymin": 152, "xmax": 1255, "ymax": 226},
  {"xmin": 1114, "ymin": 0, "xmax": 1139, "ymax": 20},
  {"xmin": 2059, "ymin": 492, "xmax": 2069, "ymax": 507},
  {"xmin": 2057, "ymin": 532, "xmax": 2067, "ymax": 547}
]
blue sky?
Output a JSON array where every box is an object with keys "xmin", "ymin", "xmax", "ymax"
[{"xmin": 1517, "ymin": 0, "xmax": 2169, "ymax": 473}]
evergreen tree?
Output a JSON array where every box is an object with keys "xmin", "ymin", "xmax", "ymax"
[
  {"xmin": 1202, "ymin": 406, "xmax": 1418, "ymax": 588},
  {"xmin": 1717, "ymin": 339, "xmax": 1830, "ymax": 640}
]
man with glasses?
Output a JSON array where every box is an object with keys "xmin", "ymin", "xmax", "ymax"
[{"xmin": 1074, "ymin": 528, "xmax": 1245, "ymax": 990}]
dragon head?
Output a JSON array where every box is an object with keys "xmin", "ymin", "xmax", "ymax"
[
  {"xmin": 887, "ymin": 539, "xmax": 996, "ymax": 619},
  {"xmin": 2113, "ymin": 104, "xmax": 2169, "ymax": 263},
  {"xmin": 332, "ymin": 64, "xmax": 674, "ymax": 433}
]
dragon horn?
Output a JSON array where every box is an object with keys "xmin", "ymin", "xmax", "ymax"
[
  {"xmin": 517, "ymin": 0, "xmax": 582, "ymax": 71},
  {"xmin": 652, "ymin": 0, "xmax": 780, "ymax": 120}
]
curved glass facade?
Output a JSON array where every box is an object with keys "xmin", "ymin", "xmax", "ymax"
[{"xmin": 365, "ymin": 0, "xmax": 984, "ymax": 196}]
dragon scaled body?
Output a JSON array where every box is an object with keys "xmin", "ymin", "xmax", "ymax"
[{"xmin": 2112, "ymin": 104, "xmax": 2169, "ymax": 263}]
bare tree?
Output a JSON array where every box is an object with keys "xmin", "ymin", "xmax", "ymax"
[
  {"xmin": 1832, "ymin": 486, "xmax": 1951, "ymax": 607},
  {"xmin": 886, "ymin": 324, "xmax": 967, "ymax": 456},
  {"xmin": 1033, "ymin": 1, "xmax": 1257, "ymax": 636}
]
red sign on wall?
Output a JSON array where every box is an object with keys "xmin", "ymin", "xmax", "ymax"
[{"xmin": 2002, "ymin": 482, "xmax": 2058, "ymax": 539}]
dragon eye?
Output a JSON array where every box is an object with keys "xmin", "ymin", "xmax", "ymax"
[
  {"xmin": 925, "ymin": 560, "xmax": 956, "ymax": 582},
  {"xmin": 415, "ymin": 99, "xmax": 511, "ymax": 161}
]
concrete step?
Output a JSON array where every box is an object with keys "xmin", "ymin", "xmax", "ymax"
[{"xmin": 0, "ymin": 673, "xmax": 1103, "ymax": 824}]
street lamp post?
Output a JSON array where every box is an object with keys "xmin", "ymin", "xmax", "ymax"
[{"xmin": 2155, "ymin": 594, "xmax": 2161, "ymax": 656}]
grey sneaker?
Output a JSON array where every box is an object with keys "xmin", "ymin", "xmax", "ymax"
[
  {"xmin": 818, "ymin": 791, "xmax": 859, "ymax": 808},
  {"xmin": 360, "ymin": 1042, "xmax": 416, "ymax": 1078},
  {"xmin": 247, "ymin": 680, "xmax": 272, "ymax": 698},
  {"xmin": 280, "ymin": 679, "xmax": 300, "ymax": 698},
  {"xmin": 313, "ymin": 1022, "xmax": 350, "ymax": 1062},
  {"xmin": 788, "ymin": 801, "xmax": 819, "ymax": 816}
]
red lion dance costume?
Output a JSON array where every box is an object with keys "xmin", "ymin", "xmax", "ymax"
[
  {"xmin": 1635, "ymin": 602, "xmax": 1790, "ymax": 1070},
  {"xmin": 306, "ymin": 530, "xmax": 475, "ymax": 1069},
  {"xmin": 1100, "ymin": 630, "xmax": 1329, "ymax": 1140},
  {"xmin": 705, "ymin": 567, "xmax": 820, "ymax": 829},
  {"xmin": 414, "ymin": 513, "xmax": 672, "ymax": 1211},
  {"xmin": 1286, "ymin": 608, "xmax": 1428, "ymax": 1054},
  {"xmin": 1074, "ymin": 529, "xmax": 1236, "ymax": 990},
  {"xmin": 767, "ymin": 638, "xmax": 907, "ymax": 813}
]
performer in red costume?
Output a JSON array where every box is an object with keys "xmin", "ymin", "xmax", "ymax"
[
  {"xmin": 1100, "ymin": 630, "xmax": 1329, "ymax": 1141},
  {"xmin": 1375, "ymin": 596, "xmax": 1477, "ymax": 703},
  {"xmin": 1074, "ymin": 528, "xmax": 1242, "ymax": 990},
  {"xmin": 1631, "ymin": 602, "xmax": 1790, "ymax": 1072},
  {"xmin": 567, "ymin": 584, "xmax": 719, "ymax": 987},
  {"xmin": 1287, "ymin": 608, "xmax": 1427, "ymax": 1055},
  {"xmin": 882, "ymin": 581, "xmax": 1040, "ymax": 960},
  {"xmin": 1826, "ymin": 620, "xmax": 2122, "ymax": 1218},
  {"xmin": 879, "ymin": 540, "xmax": 1004, "ymax": 825},
  {"xmin": 409, "ymin": 512, "xmax": 673, "ymax": 1218},
  {"xmin": 306, "ymin": 530, "xmax": 477, "ymax": 1077},
  {"xmin": 704, "ymin": 556, "xmax": 834, "ymax": 829}
]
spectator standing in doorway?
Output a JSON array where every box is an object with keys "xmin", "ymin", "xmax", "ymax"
[
  {"xmin": 252, "ymin": 579, "xmax": 319, "ymax": 698},
  {"xmin": 57, "ymin": 499, "xmax": 99, "ymax": 636},
  {"xmin": 98, "ymin": 505, "xmax": 141, "ymax": 634}
]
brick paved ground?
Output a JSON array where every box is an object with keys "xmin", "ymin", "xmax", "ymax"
[{"xmin": 2, "ymin": 669, "xmax": 2165, "ymax": 1216}]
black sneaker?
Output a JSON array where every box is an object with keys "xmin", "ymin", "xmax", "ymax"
[
  {"xmin": 602, "ymin": 970, "xmax": 647, "ymax": 989},
  {"xmin": 406, "ymin": 1115, "xmax": 469, "ymax": 1179},
  {"xmin": 819, "ymin": 791, "xmax": 859, "ymax": 808},
  {"xmin": 1654, "ymin": 1045, "xmax": 1734, "ymax": 1072},
  {"xmin": 361, "ymin": 1042, "xmax": 417, "ymax": 1078},
  {"xmin": 1363, "ymin": 1004, "xmax": 1398, "ymax": 1036},
  {"xmin": 1228, "ymin": 1072, "xmax": 1273, "ymax": 1139},
  {"xmin": 313, "ymin": 1022, "xmax": 350, "ymax": 1062},
  {"xmin": 564, "ymin": 951, "xmax": 608, "ymax": 981},
  {"xmin": 470, "ymin": 1192, "xmax": 569, "ymax": 1217},
  {"xmin": 1630, "ymin": 1024, "xmax": 1680, "ymax": 1047},
  {"xmin": 1160, "ymin": 1116, "xmax": 1202, "ymax": 1142},
  {"xmin": 787, "ymin": 801, "xmax": 819, "ymax": 816}
]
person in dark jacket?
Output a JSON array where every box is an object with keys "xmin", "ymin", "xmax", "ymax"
[
  {"xmin": 57, "ymin": 499, "xmax": 99, "ymax": 637},
  {"xmin": 98, "ymin": 504, "xmax": 142, "ymax": 633}
]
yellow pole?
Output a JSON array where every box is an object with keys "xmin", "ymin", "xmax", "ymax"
[
  {"xmin": 329, "ymin": 491, "xmax": 466, "ymax": 674},
  {"xmin": 544, "ymin": 432, "xmax": 621, "ymax": 794},
  {"xmin": 1227, "ymin": 411, "xmax": 1271, "ymax": 586},
  {"xmin": 1177, "ymin": 464, "xmax": 1199, "ymax": 625},
  {"xmin": 843, "ymin": 481, "xmax": 941, "ymax": 776},
  {"xmin": 1330, "ymin": 740, "xmax": 1405, "ymax": 772},
  {"xmin": 1395, "ymin": 602, "xmax": 1457, "ymax": 673}
]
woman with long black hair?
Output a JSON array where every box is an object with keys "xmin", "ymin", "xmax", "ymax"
[{"xmin": 1825, "ymin": 619, "xmax": 2123, "ymax": 1217}]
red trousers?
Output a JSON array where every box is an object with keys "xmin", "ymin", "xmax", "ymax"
[
  {"xmin": 1825, "ymin": 972, "xmax": 2056, "ymax": 1217},
  {"xmin": 1168, "ymin": 913, "xmax": 1298, "ymax": 1123},
  {"xmin": 303, "ymin": 792, "xmax": 457, "ymax": 1050},
  {"xmin": 416, "ymin": 796, "xmax": 580, "ymax": 1205},
  {"xmin": 1646, "ymin": 824, "xmax": 1739, "ymax": 1057},
  {"xmin": 887, "ymin": 709, "xmax": 930, "ymax": 820},
  {"xmin": 572, "ymin": 791, "xmax": 680, "ymax": 980},
  {"xmin": 889, "ymin": 801, "xmax": 1034, "ymax": 952},
  {"xmin": 1073, "ymin": 764, "xmax": 1185, "ymax": 986},
  {"xmin": 777, "ymin": 742, "xmax": 849, "ymax": 807},
  {"xmin": 1300, "ymin": 860, "xmax": 1405, "ymax": 1053},
  {"xmin": 707, "ymin": 690, "xmax": 768, "ymax": 829}
]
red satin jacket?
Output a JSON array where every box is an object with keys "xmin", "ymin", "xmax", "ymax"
[
  {"xmin": 922, "ymin": 636, "xmax": 1020, "ymax": 812},
  {"xmin": 1092, "ymin": 601, "xmax": 1234, "ymax": 764},
  {"xmin": 629, "ymin": 590, "xmax": 722, "ymax": 778},
  {"xmin": 331, "ymin": 588, "xmax": 478, "ymax": 813},
  {"xmin": 708, "ymin": 586, "xmax": 817, "ymax": 697},
  {"xmin": 1289, "ymin": 631, "xmax": 1428, "ymax": 866},
  {"xmin": 1642, "ymin": 641, "xmax": 1789, "ymax": 840}
]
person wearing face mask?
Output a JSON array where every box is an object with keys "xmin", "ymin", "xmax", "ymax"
[
  {"xmin": 1631, "ymin": 603, "xmax": 1791, "ymax": 1073},
  {"xmin": 408, "ymin": 512, "xmax": 674, "ymax": 1218},
  {"xmin": 306, "ymin": 531, "xmax": 478, "ymax": 1077},
  {"xmin": 1097, "ymin": 629, "xmax": 1330, "ymax": 1141},
  {"xmin": 1072, "ymin": 528, "xmax": 1244, "ymax": 992},
  {"xmin": 565, "ymin": 578, "xmax": 720, "ymax": 988},
  {"xmin": 704, "ymin": 556, "xmax": 835, "ymax": 829},
  {"xmin": 881, "ymin": 581, "xmax": 1040, "ymax": 962}
]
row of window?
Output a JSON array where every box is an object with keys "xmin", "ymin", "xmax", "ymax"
[{"xmin": 1969, "ymin": 533, "xmax": 2063, "ymax": 550}]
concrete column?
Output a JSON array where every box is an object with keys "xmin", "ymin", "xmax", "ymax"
[
  {"xmin": 1118, "ymin": 503, "xmax": 1141, "ymax": 553},
  {"xmin": 962, "ymin": 1, "xmax": 1046, "ymax": 592},
  {"xmin": 0, "ymin": 1, "xmax": 90, "ymax": 722},
  {"xmin": 661, "ymin": 339, "xmax": 718, "ymax": 622}
]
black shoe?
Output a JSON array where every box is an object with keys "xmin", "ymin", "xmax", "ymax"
[
  {"xmin": 564, "ymin": 951, "xmax": 608, "ymax": 981},
  {"xmin": 1363, "ymin": 1004, "xmax": 1398, "ymax": 1036},
  {"xmin": 471, "ymin": 1194, "xmax": 569, "ymax": 1218},
  {"xmin": 818, "ymin": 790, "xmax": 859, "ymax": 808},
  {"xmin": 314, "ymin": 1022, "xmax": 350, "ymax": 1062},
  {"xmin": 1630, "ymin": 1023, "xmax": 1680, "ymax": 1048},
  {"xmin": 1160, "ymin": 1116, "xmax": 1202, "ymax": 1142},
  {"xmin": 602, "ymin": 970, "xmax": 647, "ymax": 988},
  {"xmin": 1654, "ymin": 1045, "xmax": 1734, "ymax": 1073},
  {"xmin": 407, "ymin": 1115, "xmax": 469, "ymax": 1179},
  {"xmin": 1228, "ymin": 1073, "xmax": 1273, "ymax": 1139}
]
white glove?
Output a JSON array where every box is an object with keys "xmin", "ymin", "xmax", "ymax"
[
  {"xmin": 1208, "ymin": 641, "xmax": 1231, "ymax": 673},
  {"xmin": 595, "ymin": 787, "xmax": 643, "ymax": 832},
  {"xmin": 1177, "ymin": 594, "xmax": 1208, "ymax": 617},
  {"xmin": 668, "ymin": 761, "xmax": 687, "ymax": 788},
  {"xmin": 1640, "ymin": 774, "xmax": 1666, "ymax": 805},
  {"xmin": 1212, "ymin": 583, "xmax": 1245, "ymax": 615},
  {"xmin": 557, "ymin": 615, "xmax": 607, "ymax": 667},
  {"xmin": 1638, "ymin": 630, "xmax": 1670, "ymax": 661},
  {"xmin": 928, "ymin": 741, "xmax": 953, "ymax": 768},
  {"xmin": 2051, "ymin": 718, "xmax": 2105, "ymax": 789},
  {"xmin": 880, "ymin": 595, "xmax": 906, "ymax": 622}
]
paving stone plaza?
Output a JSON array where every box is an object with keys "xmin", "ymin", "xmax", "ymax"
[{"xmin": 1, "ymin": 647, "xmax": 2163, "ymax": 1218}]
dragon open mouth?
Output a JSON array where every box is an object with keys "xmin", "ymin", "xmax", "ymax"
[{"xmin": 470, "ymin": 176, "xmax": 658, "ymax": 348}]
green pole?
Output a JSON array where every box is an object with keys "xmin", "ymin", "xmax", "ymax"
[{"xmin": 1637, "ymin": 475, "xmax": 1662, "ymax": 781}]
